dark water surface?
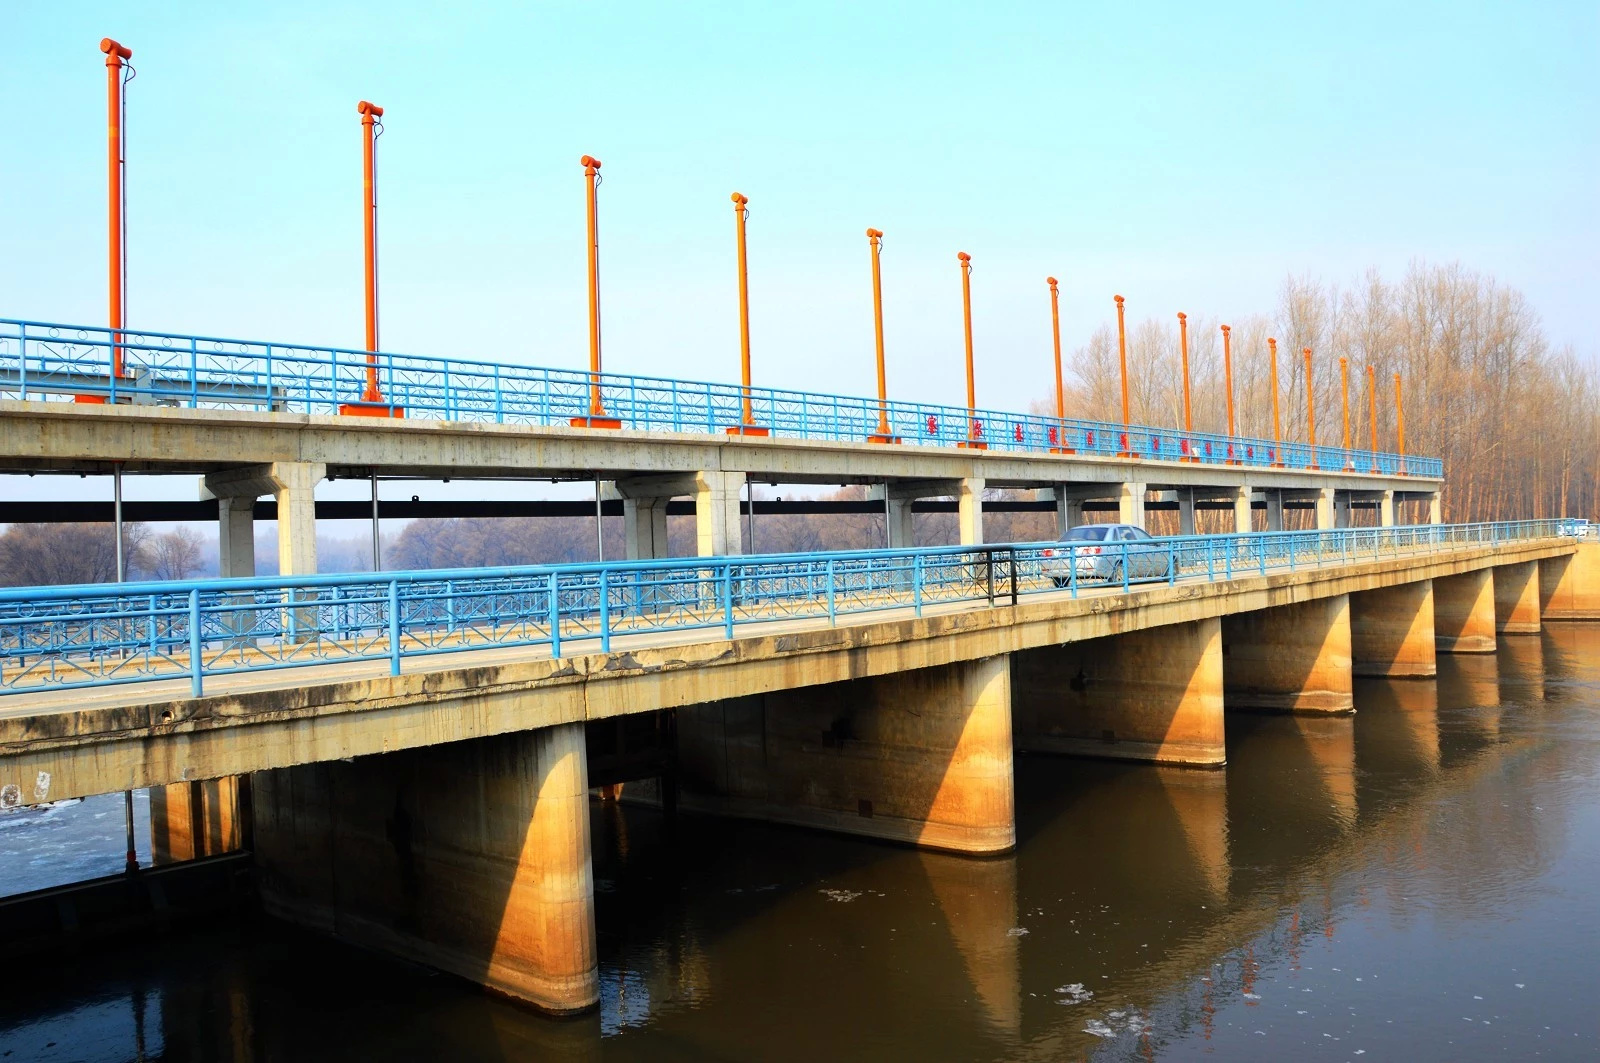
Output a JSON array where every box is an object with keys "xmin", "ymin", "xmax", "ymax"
[{"xmin": 3, "ymin": 626, "xmax": 1598, "ymax": 1061}]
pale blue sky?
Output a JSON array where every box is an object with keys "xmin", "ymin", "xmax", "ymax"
[{"xmin": 2, "ymin": 1, "xmax": 1596, "ymax": 418}]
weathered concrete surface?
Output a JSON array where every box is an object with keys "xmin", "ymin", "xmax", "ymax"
[
  {"xmin": 1351, "ymin": 580, "xmax": 1436, "ymax": 678},
  {"xmin": 0, "ymin": 539, "xmax": 1571, "ymax": 804},
  {"xmin": 1433, "ymin": 568, "xmax": 1498, "ymax": 654},
  {"xmin": 1493, "ymin": 559, "xmax": 1541, "ymax": 634},
  {"xmin": 1540, "ymin": 542, "xmax": 1600, "ymax": 620},
  {"xmin": 672, "ymin": 655, "xmax": 1015, "ymax": 854},
  {"xmin": 253, "ymin": 723, "xmax": 597, "ymax": 1012},
  {"xmin": 1220, "ymin": 594, "xmax": 1353, "ymax": 714},
  {"xmin": 150, "ymin": 776, "xmax": 245, "ymax": 864},
  {"xmin": 1011, "ymin": 617, "xmax": 1225, "ymax": 767},
  {"xmin": 0, "ymin": 399, "xmax": 1438, "ymax": 497}
]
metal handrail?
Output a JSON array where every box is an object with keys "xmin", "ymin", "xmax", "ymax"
[
  {"xmin": 0, "ymin": 519, "xmax": 1570, "ymax": 698},
  {"xmin": 0, "ymin": 317, "xmax": 1442, "ymax": 477}
]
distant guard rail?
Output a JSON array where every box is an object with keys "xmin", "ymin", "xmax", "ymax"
[
  {"xmin": 0, "ymin": 318, "xmax": 1440, "ymax": 476},
  {"xmin": 0, "ymin": 520, "xmax": 1571, "ymax": 699}
]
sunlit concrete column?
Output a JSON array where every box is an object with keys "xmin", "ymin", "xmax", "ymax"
[
  {"xmin": 205, "ymin": 464, "xmax": 325, "ymax": 576},
  {"xmin": 252, "ymin": 723, "xmax": 598, "ymax": 1013},
  {"xmin": 1428, "ymin": 492, "xmax": 1443, "ymax": 524},
  {"xmin": 1314, "ymin": 488, "xmax": 1336, "ymax": 531},
  {"xmin": 1118, "ymin": 481, "xmax": 1147, "ymax": 528},
  {"xmin": 1266, "ymin": 490, "xmax": 1284, "ymax": 532},
  {"xmin": 1378, "ymin": 490, "xmax": 1397, "ymax": 528},
  {"xmin": 1221, "ymin": 594, "xmax": 1353, "ymax": 713},
  {"xmin": 672, "ymin": 655, "xmax": 1015, "ymax": 853},
  {"xmin": 1011, "ymin": 616, "xmax": 1225, "ymax": 767},
  {"xmin": 621, "ymin": 497, "xmax": 670, "ymax": 560},
  {"xmin": 1178, "ymin": 489, "xmax": 1196, "ymax": 536},
  {"xmin": 1541, "ymin": 543, "xmax": 1600, "ymax": 620},
  {"xmin": 1231, "ymin": 487, "xmax": 1252, "ymax": 533},
  {"xmin": 1493, "ymin": 559, "xmax": 1540, "ymax": 634},
  {"xmin": 695, "ymin": 470, "xmax": 746, "ymax": 556},
  {"xmin": 150, "ymin": 777, "xmax": 245, "ymax": 865},
  {"xmin": 957, "ymin": 477, "xmax": 986, "ymax": 545},
  {"xmin": 1351, "ymin": 579, "xmax": 1437, "ymax": 677},
  {"xmin": 1433, "ymin": 568, "xmax": 1497, "ymax": 653}
]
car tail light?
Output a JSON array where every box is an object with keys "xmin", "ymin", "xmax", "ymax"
[{"xmin": 1042, "ymin": 549, "xmax": 1055, "ymax": 557}]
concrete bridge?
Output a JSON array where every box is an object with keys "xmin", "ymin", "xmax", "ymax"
[{"xmin": 2, "ymin": 519, "xmax": 1594, "ymax": 1011}]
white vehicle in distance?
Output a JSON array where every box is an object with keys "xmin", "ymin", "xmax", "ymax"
[{"xmin": 1040, "ymin": 523, "xmax": 1173, "ymax": 587}]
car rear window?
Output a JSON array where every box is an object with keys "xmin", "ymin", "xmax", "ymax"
[{"xmin": 1064, "ymin": 527, "xmax": 1108, "ymax": 541}]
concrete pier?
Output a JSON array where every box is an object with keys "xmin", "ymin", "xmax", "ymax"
[
  {"xmin": 1433, "ymin": 568, "xmax": 1498, "ymax": 653},
  {"xmin": 150, "ymin": 777, "xmax": 245, "ymax": 864},
  {"xmin": 252, "ymin": 724, "xmax": 598, "ymax": 1013},
  {"xmin": 1351, "ymin": 580, "xmax": 1437, "ymax": 678},
  {"xmin": 672, "ymin": 655, "xmax": 1016, "ymax": 854},
  {"xmin": 1540, "ymin": 542, "xmax": 1600, "ymax": 620},
  {"xmin": 1011, "ymin": 617, "xmax": 1226, "ymax": 767},
  {"xmin": 1493, "ymin": 559, "xmax": 1541, "ymax": 634},
  {"xmin": 1221, "ymin": 594, "xmax": 1354, "ymax": 714}
]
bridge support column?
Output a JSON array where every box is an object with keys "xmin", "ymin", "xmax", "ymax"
[
  {"xmin": 1335, "ymin": 492, "xmax": 1352, "ymax": 529},
  {"xmin": 695, "ymin": 471, "xmax": 746, "ymax": 556},
  {"xmin": 672, "ymin": 655, "xmax": 1015, "ymax": 854},
  {"xmin": 1351, "ymin": 579, "xmax": 1437, "ymax": 677},
  {"xmin": 1378, "ymin": 490, "xmax": 1397, "ymax": 528},
  {"xmin": 1118, "ymin": 481, "xmax": 1147, "ymax": 528},
  {"xmin": 1541, "ymin": 543, "xmax": 1600, "ymax": 620},
  {"xmin": 1221, "ymin": 594, "xmax": 1353, "ymax": 713},
  {"xmin": 1178, "ymin": 489, "xmax": 1196, "ymax": 536},
  {"xmin": 1231, "ymin": 487, "xmax": 1252, "ymax": 533},
  {"xmin": 622, "ymin": 497, "xmax": 670, "ymax": 560},
  {"xmin": 204, "ymin": 462, "xmax": 324, "ymax": 577},
  {"xmin": 1493, "ymin": 560, "xmax": 1540, "ymax": 634},
  {"xmin": 1011, "ymin": 616, "xmax": 1225, "ymax": 767},
  {"xmin": 1050, "ymin": 487, "xmax": 1085, "ymax": 540},
  {"xmin": 150, "ymin": 776, "xmax": 246, "ymax": 865},
  {"xmin": 1433, "ymin": 569, "xmax": 1497, "ymax": 653},
  {"xmin": 1266, "ymin": 491, "xmax": 1284, "ymax": 532},
  {"xmin": 1428, "ymin": 493, "xmax": 1443, "ymax": 524},
  {"xmin": 958, "ymin": 477, "xmax": 985, "ymax": 545},
  {"xmin": 252, "ymin": 723, "xmax": 598, "ymax": 1013},
  {"xmin": 1315, "ymin": 488, "xmax": 1336, "ymax": 530},
  {"xmin": 216, "ymin": 495, "xmax": 256, "ymax": 578}
]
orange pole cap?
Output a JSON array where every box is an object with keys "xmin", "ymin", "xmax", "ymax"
[
  {"xmin": 357, "ymin": 100, "xmax": 384, "ymax": 117},
  {"xmin": 866, "ymin": 227, "xmax": 883, "ymax": 238},
  {"xmin": 731, "ymin": 192, "xmax": 748, "ymax": 205},
  {"xmin": 581, "ymin": 154, "xmax": 602, "ymax": 169},
  {"xmin": 100, "ymin": 38, "xmax": 132, "ymax": 59},
  {"xmin": 957, "ymin": 251, "xmax": 971, "ymax": 262}
]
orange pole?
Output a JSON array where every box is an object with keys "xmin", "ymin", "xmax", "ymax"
[
  {"xmin": 1268, "ymin": 337, "xmax": 1281, "ymax": 464},
  {"xmin": 867, "ymin": 228, "xmax": 889, "ymax": 438},
  {"xmin": 1115, "ymin": 294, "xmax": 1131, "ymax": 455},
  {"xmin": 1222, "ymin": 324, "xmax": 1236, "ymax": 460},
  {"xmin": 732, "ymin": 192, "xmax": 753, "ymax": 426},
  {"xmin": 582, "ymin": 155, "xmax": 604, "ymax": 417},
  {"xmin": 102, "ymin": 38, "xmax": 131, "ymax": 379},
  {"xmin": 1304, "ymin": 346, "xmax": 1317, "ymax": 468},
  {"xmin": 1340, "ymin": 356, "xmax": 1351, "ymax": 467},
  {"xmin": 1048, "ymin": 276, "xmax": 1067, "ymax": 451},
  {"xmin": 1394, "ymin": 372, "xmax": 1406, "ymax": 474},
  {"xmin": 358, "ymin": 100, "xmax": 384, "ymax": 403},
  {"xmin": 1177, "ymin": 312, "xmax": 1190, "ymax": 438},
  {"xmin": 958, "ymin": 252, "xmax": 977, "ymax": 441},
  {"xmin": 1367, "ymin": 364, "xmax": 1379, "ymax": 474}
]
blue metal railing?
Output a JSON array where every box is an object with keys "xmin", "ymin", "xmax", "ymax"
[
  {"xmin": 0, "ymin": 520, "xmax": 1568, "ymax": 699},
  {"xmin": 0, "ymin": 318, "xmax": 1442, "ymax": 477}
]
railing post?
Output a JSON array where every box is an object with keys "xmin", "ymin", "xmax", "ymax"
[
  {"xmin": 494, "ymin": 365, "xmax": 504, "ymax": 423},
  {"xmin": 913, "ymin": 553, "xmax": 924, "ymax": 616},
  {"xmin": 1121, "ymin": 542, "xmax": 1130, "ymax": 591},
  {"xmin": 599, "ymin": 569, "xmax": 611, "ymax": 653},
  {"xmin": 388, "ymin": 580, "xmax": 402, "ymax": 676},
  {"xmin": 548, "ymin": 571, "xmax": 562, "ymax": 658},
  {"xmin": 722, "ymin": 563, "xmax": 735, "ymax": 639},
  {"xmin": 1009, "ymin": 547, "xmax": 1018, "ymax": 605},
  {"xmin": 16, "ymin": 322, "xmax": 25, "ymax": 399},
  {"xmin": 985, "ymin": 549, "xmax": 996, "ymax": 605},
  {"xmin": 190, "ymin": 338, "xmax": 200, "ymax": 407},
  {"xmin": 1206, "ymin": 537, "xmax": 1214, "ymax": 581},
  {"xmin": 826, "ymin": 558, "xmax": 837, "ymax": 625},
  {"xmin": 1258, "ymin": 535, "xmax": 1267, "ymax": 577},
  {"xmin": 188, "ymin": 588, "xmax": 203, "ymax": 699}
]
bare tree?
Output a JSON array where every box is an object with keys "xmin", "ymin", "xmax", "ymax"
[
  {"xmin": 0, "ymin": 522, "xmax": 150, "ymax": 587},
  {"xmin": 145, "ymin": 528, "xmax": 205, "ymax": 581}
]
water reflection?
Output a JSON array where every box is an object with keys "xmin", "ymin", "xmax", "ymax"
[{"xmin": 1, "ymin": 626, "xmax": 1596, "ymax": 1061}]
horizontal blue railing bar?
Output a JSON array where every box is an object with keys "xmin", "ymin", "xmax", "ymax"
[
  {"xmin": 0, "ymin": 318, "xmax": 1442, "ymax": 477},
  {"xmin": 0, "ymin": 520, "xmax": 1572, "ymax": 699}
]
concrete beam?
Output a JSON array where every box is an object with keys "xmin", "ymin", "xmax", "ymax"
[
  {"xmin": 1433, "ymin": 568, "xmax": 1497, "ymax": 653},
  {"xmin": 1221, "ymin": 594, "xmax": 1353, "ymax": 714},
  {"xmin": 1011, "ymin": 616, "xmax": 1225, "ymax": 767},
  {"xmin": 1351, "ymin": 579, "xmax": 1437, "ymax": 678},
  {"xmin": 253, "ymin": 723, "xmax": 598, "ymax": 1013},
  {"xmin": 673, "ymin": 655, "xmax": 1015, "ymax": 854}
]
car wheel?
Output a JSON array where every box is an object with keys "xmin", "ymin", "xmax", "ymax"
[{"xmin": 1051, "ymin": 576, "xmax": 1066, "ymax": 588}]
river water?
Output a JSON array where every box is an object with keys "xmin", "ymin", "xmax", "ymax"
[{"xmin": 2, "ymin": 625, "xmax": 1597, "ymax": 1061}]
